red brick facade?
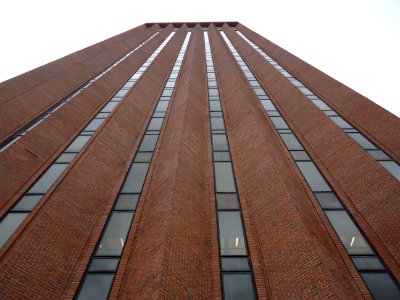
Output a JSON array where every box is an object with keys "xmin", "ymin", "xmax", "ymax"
[{"xmin": 0, "ymin": 22, "xmax": 398, "ymax": 299}]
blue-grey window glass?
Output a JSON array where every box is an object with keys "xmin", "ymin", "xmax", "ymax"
[
  {"xmin": 210, "ymin": 101, "xmax": 222, "ymax": 111},
  {"xmin": 115, "ymin": 194, "xmax": 139, "ymax": 211},
  {"xmin": 379, "ymin": 161, "xmax": 400, "ymax": 181},
  {"xmin": 12, "ymin": 195, "xmax": 42, "ymax": 211},
  {"xmin": 260, "ymin": 100, "xmax": 276, "ymax": 110},
  {"xmin": 290, "ymin": 150, "xmax": 310, "ymax": 161},
  {"xmin": 296, "ymin": 162, "xmax": 331, "ymax": 191},
  {"xmin": 89, "ymin": 258, "xmax": 120, "ymax": 272},
  {"xmin": 218, "ymin": 211, "xmax": 247, "ymax": 255},
  {"xmin": 217, "ymin": 193, "xmax": 240, "ymax": 210},
  {"xmin": 222, "ymin": 273, "xmax": 255, "ymax": 300},
  {"xmin": 221, "ymin": 257, "xmax": 250, "ymax": 271},
  {"xmin": 212, "ymin": 134, "xmax": 229, "ymax": 151},
  {"xmin": 311, "ymin": 100, "xmax": 331, "ymax": 110},
  {"xmin": 214, "ymin": 162, "xmax": 236, "ymax": 193},
  {"xmin": 139, "ymin": 135, "xmax": 158, "ymax": 152},
  {"xmin": 330, "ymin": 116, "xmax": 352, "ymax": 129},
  {"xmin": 101, "ymin": 102, "xmax": 119, "ymax": 113},
  {"xmin": 352, "ymin": 256, "xmax": 385, "ymax": 270},
  {"xmin": 348, "ymin": 133, "xmax": 377, "ymax": 150},
  {"xmin": 0, "ymin": 213, "xmax": 28, "ymax": 248},
  {"xmin": 209, "ymin": 89, "xmax": 219, "ymax": 97},
  {"xmin": 121, "ymin": 163, "xmax": 149, "ymax": 193},
  {"xmin": 155, "ymin": 101, "xmax": 169, "ymax": 112},
  {"xmin": 211, "ymin": 118, "xmax": 225, "ymax": 131},
  {"xmin": 367, "ymin": 150, "xmax": 390, "ymax": 160},
  {"xmin": 77, "ymin": 273, "xmax": 114, "ymax": 300},
  {"xmin": 148, "ymin": 118, "xmax": 164, "ymax": 131},
  {"xmin": 134, "ymin": 152, "xmax": 153, "ymax": 162},
  {"xmin": 314, "ymin": 192, "xmax": 343, "ymax": 209},
  {"xmin": 85, "ymin": 118, "xmax": 105, "ymax": 132},
  {"xmin": 65, "ymin": 135, "xmax": 91, "ymax": 153},
  {"xmin": 325, "ymin": 210, "xmax": 373, "ymax": 255},
  {"xmin": 162, "ymin": 89, "xmax": 173, "ymax": 97},
  {"xmin": 56, "ymin": 152, "xmax": 77, "ymax": 163},
  {"xmin": 96, "ymin": 211, "xmax": 134, "ymax": 256},
  {"xmin": 28, "ymin": 164, "xmax": 68, "ymax": 194},
  {"xmin": 270, "ymin": 117, "xmax": 289, "ymax": 129},
  {"xmin": 214, "ymin": 152, "xmax": 231, "ymax": 162},
  {"xmin": 281, "ymin": 134, "xmax": 303, "ymax": 150},
  {"xmin": 360, "ymin": 273, "xmax": 400, "ymax": 300}
]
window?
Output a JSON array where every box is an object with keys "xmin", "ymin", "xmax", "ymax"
[
  {"xmin": 270, "ymin": 117, "xmax": 289, "ymax": 129},
  {"xmin": 217, "ymin": 193, "xmax": 240, "ymax": 210},
  {"xmin": 0, "ymin": 213, "xmax": 28, "ymax": 248},
  {"xmin": 311, "ymin": 100, "xmax": 331, "ymax": 110},
  {"xmin": 155, "ymin": 101, "xmax": 169, "ymax": 112},
  {"xmin": 221, "ymin": 257, "xmax": 250, "ymax": 271},
  {"xmin": 101, "ymin": 102, "xmax": 119, "ymax": 113},
  {"xmin": 210, "ymin": 101, "xmax": 222, "ymax": 112},
  {"xmin": 134, "ymin": 152, "xmax": 153, "ymax": 162},
  {"xmin": 77, "ymin": 274, "xmax": 114, "ymax": 300},
  {"xmin": 314, "ymin": 192, "xmax": 343, "ymax": 209},
  {"xmin": 213, "ymin": 152, "xmax": 231, "ymax": 162},
  {"xmin": 12, "ymin": 195, "xmax": 42, "ymax": 211},
  {"xmin": 290, "ymin": 151, "xmax": 310, "ymax": 161},
  {"xmin": 148, "ymin": 118, "xmax": 164, "ymax": 131},
  {"xmin": 84, "ymin": 118, "xmax": 105, "ymax": 132},
  {"xmin": 212, "ymin": 134, "xmax": 229, "ymax": 151},
  {"xmin": 329, "ymin": 116, "xmax": 352, "ymax": 129},
  {"xmin": 360, "ymin": 273, "xmax": 400, "ymax": 300},
  {"xmin": 348, "ymin": 133, "xmax": 377, "ymax": 150},
  {"xmin": 352, "ymin": 256, "xmax": 384, "ymax": 271},
  {"xmin": 139, "ymin": 135, "xmax": 158, "ymax": 152},
  {"xmin": 222, "ymin": 273, "xmax": 255, "ymax": 300},
  {"xmin": 121, "ymin": 163, "xmax": 149, "ymax": 193},
  {"xmin": 115, "ymin": 194, "xmax": 139, "ymax": 210},
  {"xmin": 89, "ymin": 258, "xmax": 119, "ymax": 272},
  {"xmin": 65, "ymin": 136, "xmax": 91, "ymax": 153},
  {"xmin": 28, "ymin": 164, "xmax": 68, "ymax": 194},
  {"xmin": 214, "ymin": 162, "xmax": 236, "ymax": 193},
  {"xmin": 260, "ymin": 100, "xmax": 275, "ymax": 111},
  {"xmin": 378, "ymin": 161, "xmax": 400, "ymax": 181},
  {"xmin": 296, "ymin": 162, "xmax": 331, "ymax": 191},
  {"xmin": 281, "ymin": 134, "xmax": 303, "ymax": 150},
  {"xmin": 56, "ymin": 153, "xmax": 77, "ymax": 163},
  {"xmin": 211, "ymin": 118, "xmax": 225, "ymax": 131},
  {"xmin": 218, "ymin": 211, "xmax": 247, "ymax": 255}
]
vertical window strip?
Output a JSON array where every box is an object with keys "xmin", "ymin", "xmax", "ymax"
[
  {"xmin": 220, "ymin": 31, "xmax": 400, "ymax": 300},
  {"xmin": 0, "ymin": 32, "xmax": 176, "ymax": 251},
  {"xmin": 75, "ymin": 32, "xmax": 191, "ymax": 300},
  {"xmin": 236, "ymin": 31, "xmax": 400, "ymax": 182},
  {"xmin": 0, "ymin": 31, "xmax": 162, "ymax": 152},
  {"xmin": 204, "ymin": 31, "xmax": 257, "ymax": 300}
]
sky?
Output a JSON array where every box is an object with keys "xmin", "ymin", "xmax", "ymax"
[{"xmin": 1, "ymin": 0, "xmax": 399, "ymax": 116}]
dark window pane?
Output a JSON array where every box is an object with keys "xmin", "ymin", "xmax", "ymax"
[
  {"xmin": 352, "ymin": 256, "xmax": 385, "ymax": 270},
  {"xmin": 214, "ymin": 162, "xmax": 236, "ymax": 193},
  {"xmin": 296, "ymin": 162, "xmax": 331, "ymax": 192},
  {"xmin": 214, "ymin": 152, "xmax": 231, "ymax": 162},
  {"xmin": 270, "ymin": 117, "xmax": 289, "ymax": 129},
  {"xmin": 222, "ymin": 273, "xmax": 255, "ymax": 300},
  {"xmin": 281, "ymin": 134, "xmax": 303, "ymax": 150},
  {"xmin": 56, "ymin": 153, "xmax": 77, "ymax": 163},
  {"xmin": 217, "ymin": 193, "xmax": 240, "ymax": 210},
  {"xmin": 139, "ymin": 135, "xmax": 158, "ymax": 152},
  {"xmin": 0, "ymin": 212, "xmax": 28, "ymax": 248},
  {"xmin": 134, "ymin": 152, "xmax": 153, "ymax": 162},
  {"xmin": 101, "ymin": 102, "xmax": 119, "ymax": 113},
  {"xmin": 290, "ymin": 150, "xmax": 310, "ymax": 161},
  {"xmin": 311, "ymin": 100, "xmax": 331, "ymax": 110},
  {"xmin": 89, "ymin": 258, "xmax": 119, "ymax": 272},
  {"xmin": 12, "ymin": 195, "xmax": 42, "ymax": 211},
  {"xmin": 221, "ymin": 257, "xmax": 250, "ymax": 271},
  {"xmin": 65, "ymin": 136, "xmax": 91, "ymax": 153},
  {"xmin": 314, "ymin": 192, "xmax": 343, "ymax": 209},
  {"xmin": 155, "ymin": 101, "xmax": 169, "ymax": 112},
  {"xmin": 77, "ymin": 273, "xmax": 114, "ymax": 300},
  {"xmin": 379, "ymin": 161, "xmax": 400, "ymax": 181},
  {"xmin": 325, "ymin": 211, "xmax": 373, "ymax": 255},
  {"xmin": 361, "ymin": 272, "xmax": 400, "ymax": 300},
  {"xmin": 96, "ymin": 211, "xmax": 134, "ymax": 256},
  {"xmin": 211, "ymin": 118, "xmax": 225, "ymax": 131},
  {"xmin": 84, "ymin": 118, "xmax": 105, "ymax": 132},
  {"xmin": 367, "ymin": 150, "xmax": 390, "ymax": 160},
  {"xmin": 212, "ymin": 134, "xmax": 229, "ymax": 151},
  {"xmin": 121, "ymin": 163, "xmax": 149, "ymax": 193},
  {"xmin": 115, "ymin": 194, "xmax": 139, "ymax": 210},
  {"xmin": 210, "ymin": 101, "xmax": 222, "ymax": 111},
  {"xmin": 260, "ymin": 100, "xmax": 276, "ymax": 110},
  {"xmin": 218, "ymin": 211, "xmax": 247, "ymax": 255},
  {"xmin": 348, "ymin": 133, "xmax": 377, "ymax": 150},
  {"xmin": 148, "ymin": 118, "xmax": 164, "ymax": 131},
  {"xmin": 329, "ymin": 116, "xmax": 352, "ymax": 129},
  {"xmin": 28, "ymin": 164, "xmax": 68, "ymax": 194}
]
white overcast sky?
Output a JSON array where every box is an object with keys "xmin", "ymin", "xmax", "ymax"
[{"xmin": 1, "ymin": 0, "xmax": 399, "ymax": 116}]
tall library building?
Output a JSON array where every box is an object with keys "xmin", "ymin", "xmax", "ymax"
[{"xmin": 0, "ymin": 22, "xmax": 399, "ymax": 299}]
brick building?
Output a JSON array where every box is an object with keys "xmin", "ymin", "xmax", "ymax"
[{"xmin": 0, "ymin": 22, "xmax": 399, "ymax": 299}]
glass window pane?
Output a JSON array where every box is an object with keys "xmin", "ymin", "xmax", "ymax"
[
  {"xmin": 28, "ymin": 164, "xmax": 68, "ymax": 194},
  {"xmin": 329, "ymin": 116, "xmax": 352, "ymax": 129},
  {"xmin": 212, "ymin": 134, "xmax": 229, "ymax": 151},
  {"xmin": 84, "ymin": 118, "xmax": 105, "ymax": 132},
  {"xmin": 101, "ymin": 102, "xmax": 118, "ymax": 113},
  {"xmin": 218, "ymin": 211, "xmax": 247, "ymax": 255},
  {"xmin": 325, "ymin": 211, "xmax": 373, "ymax": 255},
  {"xmin": 348, "ymin": 133, "xmax": 377, "ymax": 150},
  {"xmin": 267, "ymin": 111, "xmax": 280, "ymax": 117},
  {"xmin": 65, "ymin": 136, "xmax": 91, "ymax": 153},
  {"xmin": 222, "ymin": 273, "xmax": 255, "ymax": 300},
  {"xmin": 155, "ymin": 101, "xmax": 169, "ymax": 112},
  {"xmin": 89, "ymin": 258, "xmax": 119, "ymax": 272},
  {"xmin": 0, "ymin": 213, "xmax": 28, "ymax": 248},
  {"xmin": 56, "ymin": 153, "xmax": 77, "ymax": 163},
  {"xmin": 367, "ymin": 150, "xmax": 390, "ymax": 160},
  {"xmin": 96, "ymin": 212, "xmax": 134, "ymax": 256},
  {"xmin": 211, "ymin": 118, "xmax": 225, "ymax": 131},
  {"xmin": 361, "ymin": 272, "xmax": 400, "ymax": 300},
  {"xmin": 379, "ymin": 161, "xmax": 400, "ymax": 181},
  {"xmin": 148, "ymin": 118, "xmax": 164, "ymax": 131},
  {"xmin": 290, "ymin": 150, "xmax": 310, "ymax": 161},
  {"xmin": 217, "ymin": 193, "xmax": 240, "ymax": 210},
  {"xmin": 210, "ymin": 101, "xmax": 222, "ymax": 111},
  {"xmin": 352, "ymin": 256, "xmax": 384, "ymax": 270},
  {"xmin": 162, "ymin": 89, "xmax": 173, "ymax": 97},
  {"xmin": 298, "ymin": 86, "xmax": 313, "ymax": 95},
  {"xmin": 296, "ymin": 162, "xmax": 331, "ymax": 192},
  {"xmin": 115, "ymin": 194, "xmax": 139, "ymax": 210},
  {"xmin": 221, "ymin": 257, "xmax": 250, "ymax": 271},
  {"xmin": 214, "ymin": 162, "xmax": 236, "ymax": 193},
  {"xmin": 77, "ymin": 273, "xmax": 114, "ymax": 300},
  {"xmin": 209, "ymin": 89, "xmax": 219, "ymax": 97},
  {"xmin": 134, "ymin": 152, "xmax": 153, "ymax": 162},
  {"xmin": 311, "ymin": 100, "xmax": 331, "ymax": 110},
  {"xmin": 260, "ymin": 100, "xmax": 276, "ymax": 111},
  {"xmin": 213, "ymin": 152, "xmax": 231, "ymax": 162},
  {"xmin": 281, "ymin": 134, "xmax": 303, "ymax": 150},
  {"xmin": 121, "ymin": 163, "xmax": 149, "ymax": 193},
  {"xmin": 314, "ymin": 192, "xmax": 343, "ymax": 209},
  {"xmin": 115, "ymin": 89, "xmax": 129, "ymax": 97},
  {"xmin": 139, "ymin": 135, "xmax": 158, "ymax": 152},
  {"xmin": 12, "ymin": 195, "xmax": 42, "ymax": 211},
  {"xmin": 210, "ymin": 111, "xmax": 223, "ymax": 117},
  {"xmin": 270, "ymin": 117, "xmax": 289, "ymax": 129}
]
